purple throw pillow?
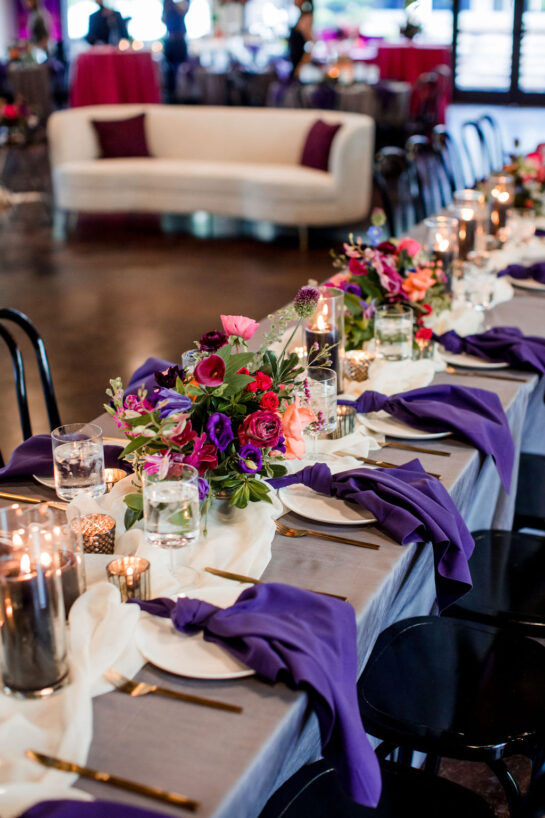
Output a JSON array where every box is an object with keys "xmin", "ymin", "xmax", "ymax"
[
  {"xmin": 300, "ymin": 119, "xmax": 342, "ymax": 172},
  {"xmin": 91, "ymin": 113, "xmax": 151, "ymax": 159}
]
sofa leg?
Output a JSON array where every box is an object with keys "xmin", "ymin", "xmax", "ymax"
[{"xmin": 298, "ymin": 225, "xmax": 309, "ymax": 252}]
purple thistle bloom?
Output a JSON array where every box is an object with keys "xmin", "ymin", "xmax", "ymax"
[
  {"xmin": 156, "ymin": 388, "xmax": 192, "ymax": 420},
  {"xmin": 294, "ymin": 285, "xmax": 320, "ymax": 318},
  {"xmin": 238, "ymin": 443, "xmax": 263, "ymax": 474},
  {"xmin": 198, "ymin": 477, "xmax": 210, "ymax": 501},
  {"xmin": 206, "ymin": 412, "xmax": 233, "ymax": 452},
  {"xmin": 199, "ymin": 330, "xmax": 228, "ymax": 352}
]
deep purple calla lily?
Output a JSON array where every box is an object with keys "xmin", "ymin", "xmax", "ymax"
[{"xmin": 194, "ymin": 354, "xmax": 226, "ymax": 387}]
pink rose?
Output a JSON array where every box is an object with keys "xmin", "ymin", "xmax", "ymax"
[
  {"xmin": 220, "ymin": 314, "xmax": 259, "ymax": 340},
  {"xmin": 237, "ymin": 410, "xmax": 283, "ymax": 449},
  {"xmin": 397, "ymin": 237, "xmax": 422, "ymax": 258}
]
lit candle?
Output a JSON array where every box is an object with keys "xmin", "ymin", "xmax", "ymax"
[
  {"xmin": 488, "ymin": 173, "xmax": 515, "ymax": 240},
  {"xmin": 344, "ymin": 349, "xmax": 374, "ymax": 382},
  {"xmin": 0, "ymin": 532, "xmax": 69, "ymax": 697},
  {"xmin": 107, "ymin": 556, "xmax": 151, "ymax": 603},
  {"xmin": 457, "ymin": 207, "xmax": 477, "ymax": 260},
  {"xmin": 424, "ymin": 216, "xmax": 458, "ymax": 292},
  {"xmin": 72, "ymin": 513, "xmax": 116, "ymax": 555},
  {"xmin": 304, "ymin": 302, "xmax": 340, "ymax": 379}
]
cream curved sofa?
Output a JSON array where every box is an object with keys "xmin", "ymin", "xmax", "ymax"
[{"xmin": 48, "ymin": 104, "xmax": 375, "ymax": 237}]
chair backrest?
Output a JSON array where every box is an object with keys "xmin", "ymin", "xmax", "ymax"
[
  {"xmin": 461, "ymin": 120, "xmax": 490, "ymax": 185},
  {"xmin": 406, "ymin": 134, "xmax": 453, "ymax": 221},
  {"xmin": 374, "ymin": 146, "xmax": 419, "ymax": 238},
  {"xmin": 0, "ymin": 309, "xmax": 60, "ymax": 451},
  {"xmin": 431, "ymin": 125, "xmax": 466, "ymax": 192},
  {"xmin": 477, "ymin": 113, "xmax": 505, "ymax": 172}
]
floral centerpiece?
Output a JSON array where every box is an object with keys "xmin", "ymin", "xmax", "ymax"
[
  {"xmin": 105, "ymin": 288, "xmax": 326, "ymax": 528},
  {"xmin": 328, "ymin": 215, "xmax": 452, "ymax": 351},
  {"xmin": 0, "ymin": 98, "xmax": 38, "ymax": 146},
  {"xmin": 504, "ymin": 144, "xmax": 545, "ymax": 214}
]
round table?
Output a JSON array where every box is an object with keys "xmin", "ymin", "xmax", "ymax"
[{"xmin": 70, "ymin": 47, "xmax": 161, "ymax": 108}]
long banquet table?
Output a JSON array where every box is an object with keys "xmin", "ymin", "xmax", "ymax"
[{"xmin": 1, "ymin": 289, "xmax": 543, "ymax": 817}]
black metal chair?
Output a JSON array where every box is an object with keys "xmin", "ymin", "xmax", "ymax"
[
  {"xmin": 461, "ymin": 120, "xmax": 490, "ymax": 185},
  {"xmin": 478, "ymin": 113, "xmax": 505, "ymax": 172},
  {"xmin": 373, "ymin": 147, "xmax": 419, "ymax": 238},
  {"xmin": 258, "ymin": 756, "xmax": 495, "ymax": 818},
  {"xmin": 405, "ymin": 135, "xmax": 453, "ymax": 221},
  {"xmin": 0, "ymin": 308, "xmax": 60, "ymax": 466},
  {"xmin": 445, "ymin": 530, "xmax": 545, "ymax": 637},
  {"xmin": 358, "ymin": 616, "xmax": 545, "ymax": 817},
  {"xmin": 431, "ymin": 125, "xmax": 467, "ymax": 192}
]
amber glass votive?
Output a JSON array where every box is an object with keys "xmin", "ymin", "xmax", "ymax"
[
  {"xmin": 107, "ymin": 556, "xmax": 151, "ymax": 602},
  {"xmin": 72, "ymin": 513, "xmax": 116, "ymax": 554}
]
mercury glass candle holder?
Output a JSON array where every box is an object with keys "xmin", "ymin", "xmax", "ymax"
[
  {"xmin": 344, "ymin": 349, "xmax": 375, "ymax": 382},
  {"xmin": 107, "ymin": 556, "xmax": 151, "ymax": 603},
  {"xmin": 424, "ymin": 216, "xmax": 459, "ymax": 290},
  {"xmin": 325, "ymin": 405, "xmax": 357, "ymax": 440},
  {"xmin": 0, "ymin": 517, "xmax": 69, "ymax": 698},
  {"xmin": 72, "ymin": 513, "xmax": 116, "ymax": 554},
  {"xmin": 304, "ymin": 285, "xmax": 345, "ymax": 393},
  {"xmin": 487, "ymin": 173, "xmax": 515, "ymax": 240}
]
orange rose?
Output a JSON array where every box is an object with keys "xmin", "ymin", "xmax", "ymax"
[
  {"xmin": 282, "ymin": 398, "xmax": 317, "ymax": 460},
  {"xmin": 403, "ymin": 267, "xmax": 435, "ymax": 302}
]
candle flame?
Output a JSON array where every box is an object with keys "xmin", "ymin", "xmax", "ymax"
[
  {"xmin": 126, "ymin": 566, "xmax": 134, "ymax": 577},
  {"xmin": 40, "ymin": 552, "xmax": 52, "ymax": 568},
  {"xmin": 12, "ymin": 531, "xmax": 24, "ymax": 548},
  {"xmin": 435, "ymin": 233, "xmax": 449, "ymax": 252},
  {"xmin": 460, "ymin": 208, "xmax": 474, "ymax": 221},
  {"xmin": 491, "ymin": 188, "xmax": 510, "ymax": 203},
  {"xmin": 20, "ymin": 553, "xmax": 31, "ymax": 575},
  {"xmin": 316, "ymin": 312, "xmax": 327, "ymax": 331}
]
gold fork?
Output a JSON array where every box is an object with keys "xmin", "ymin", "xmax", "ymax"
[
  {"xmin": 104, "ymin": 668, "xmax": 242, "ymax": 713},
  {"xmin": 445, "ymin": 365, "xmax": 527, "ymax": 383},
  {"xmin": 275, "ymin": 520, "xmax": 379, "ymax": 550}
]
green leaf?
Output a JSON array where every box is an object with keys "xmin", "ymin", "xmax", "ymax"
[
  {"xmin": 121, "ymin": 435, "xmax": 151, "ymax": 456},
  {"xmin": 124, "ymin": 506, "xmax": 142, "ymax": 530},
  {"xmin": 222, "ymin": 373, "xmax": 254, "ymax": 397},
  {"xmin": 262, "ymin": 350, "xmax": 278, "ymax": 378},
  {"xmin": 124, "ymin": 492, "xmax": 143, "ymax": 511},
  {"xmin": 269, "ymin": 463, "xmax": 288, "ymax": 478}
]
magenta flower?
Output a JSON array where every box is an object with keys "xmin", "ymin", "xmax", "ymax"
[
  {"xmin": 237, "ymin": 410, "xmax": 283, "ymax": 449},
  {"xmin": 220, "ymin": 314, "xmax": 259, "ymax": 340},
  {"xmin": 194, "ymin": 354, "xmax": 225, "ymax": 387},
  {"xmin": 143, "ymin": 453, "xmax": 171, "ymax": 480}
]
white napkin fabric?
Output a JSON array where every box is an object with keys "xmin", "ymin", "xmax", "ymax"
[
  {"xmin": 489, "ymin": 236, "xmax": 545, "ymax": 269},
  {"xmin": 0, "ymin": 583, "xmax": 142, "ymax": 818},
  {"xmin": 341, "ymin": 357, "xmax": 437, "ymax": 400}
]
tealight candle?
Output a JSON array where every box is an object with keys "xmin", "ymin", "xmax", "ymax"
[
  {"xmin": 449, "ymin": 199, "xmax": 485, "ymax": 262},
  {"xmin": 424, "ymin": 216, "xmax": 459, "ymax": 290},
  {"xmin": 487, "ymin": 173, "xmax": 515, "ymax": 239},
  {"xmin": 344, "ymin": 349, "xmax": 374, "ymax": 382},
  {"xmin": 107, "ymin": 556, "xmax": 151, "ymax": 603},
  {"xmin": 304, "ymin": 286, "xmax": 345, "ymax": 392}
]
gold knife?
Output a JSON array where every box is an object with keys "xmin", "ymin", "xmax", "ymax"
[
  {"xmin": 0, "ymin": 491, "xmax": 67, "ymax": 511},
  {"xmin": 379, "ymin": 441, "xmax": 451, "ymax": 457},
  {"xmin": 204, "ymin": 566, "xmax": 348, "ymax": 602},
  {"xmin": 445, "ymin": 366, "xmax": 527, "ymax": 383},
  {"xmin": 334, "ymin": 452, "xmax": 442, "ymax": 480},
  {"xmin": 26, "ymin": 750, "xmax": 200, "ymax": 812}
]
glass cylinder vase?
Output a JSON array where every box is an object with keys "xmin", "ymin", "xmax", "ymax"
[
  {"xmin": 450, "ymin": 189, "xmax": 487, "ymax": 261},
  {"xmin": 303, "ymin": 285, "xmax": 345, "ymax": 393},
  {"xmin": 424, "ymin": 216, "xmax": 459, "ymax": 291},
  {"xmin": 487, "ymin": 173, "xmax": 515, "ymax": 240}
]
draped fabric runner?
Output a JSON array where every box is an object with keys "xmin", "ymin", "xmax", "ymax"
[
  {"xmin": 435, "ymin": 327, "xmax": 545, "ymax": 376},
  {"xmin": 338, "ymin": 384, "xmax": 514, "ymax": 491},
  {"xmin": 497, "ymin": 261, "xmax": 545, "ymax": 284},
  {"xmin": 269, "ymin": 461, "xmax": 474, "ymax": 612},
  {"xmin": 0, "ymin": 435, "xmax": 127, "ymax": 479},
  {"xmin": 130, "ymin": 584, "xmax": 382, "ymax": 808}
]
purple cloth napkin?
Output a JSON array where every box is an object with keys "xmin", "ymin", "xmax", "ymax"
[
  {"xmin": 125, "ymin": 356, "xmax": 174, "ymax": 398},
  {"xmin": 434, "ymin": 327, "xmax": 545, "ymax": 375},
  {"xmin": 535, "ymin": 228, "xmax": 545, "ymax": 238},
  {"xmin": 129, "ymin": 583, "xmax": 382, "ymax": 808},
  {"xmin": 269, "ymin": 461, "xmax": 474, "ymax": 612},
  {"xmin": 338, "ymin": 384, "xmax": 514, "ymax": 491},
  {"xmin": 497, "ymin": 261, "xmax": 545, "ymax": 284},
  {"xmin": 21, "ymin": 802, "xmax": 165, "ymax": 818},
  {"xmin": 0, "ymin": 434, "xmax": 129, "ymax": 479}
]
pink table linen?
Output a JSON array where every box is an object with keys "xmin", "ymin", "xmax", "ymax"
[{"xmin": 70, "ymin": 47, "xmax": 161, "ymax": 108}]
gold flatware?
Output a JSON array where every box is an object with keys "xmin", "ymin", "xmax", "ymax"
[
  {"xmin": 204, "ymin": 566, "xmax": 348, "ymax": 602},
  {"xmin": 445, "ymin": 365, "xmax": 527, "ymax": 383},
  {"xmin": 377, "ymin": 441, "xmax": 451, "ymax": 457},
  {"xmin": 104, "ymin": 668, "xmax": 242, "ymax": 714},
  {"xmin": 0, "ymin": 491, "xmax": 67, "ymax": 511},
  {"xmin": 275, "ymin": 520, "xmax": 379, "ymax": 550},
  {"xmin": 334, "ymin": 452, "xmax": 442, "ymax": 480},
  {"xmin": 103, "ymin": 436, "xmax": 129, "ymax": 446},
  {"xmin": 26, "ymin": 750, "xmax": 200, "ymax": 812}
]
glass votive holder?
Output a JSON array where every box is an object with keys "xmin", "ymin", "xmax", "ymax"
[
  {"xmin": 449, "ymin": 193, "xmax": 486, "ymax": 261},
  {"xmin": 325, "ymin": 405, "xmax": 357, "ymax": 440},
  {"xmin": 107, "ymin": 556, "xmax": 151, "ymax": 603},
  {"xmin": 0, "ymin": 522, "xmax": 69, "ymax": 698},
  {"xmin": 72, "ymin": 513, "xmax": 116, "ymax": 554},
  {"xmin": 51, "ymin": 422, "xmax": 106, "ymax": 501},
  {"xmin": 413, "ymin": 330, "xmax": 436, "ymax": 360},
  {"xmin": 344, "ymin": 349, "xmax": 375, "ymax": 382},
  {"xmin": 487, "ymin": 173, "xmax": 515, "ymax": 239},
  {"xmin": 374, "ymin": 305, "xmax": 413, "ymax": 361},
  {"xmin": 423, "ymin": 216, "xmax": 459, "ymax": 290},
  {"xmin": 304, "ymin": 285, "xmax": 345, "ymax": 393}
]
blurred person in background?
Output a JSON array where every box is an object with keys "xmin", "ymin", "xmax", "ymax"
[
  {"xmin": 162, "ymin": 0, "xmax": 190, "ymax": 103},
  {"xmin": 86, "ymin": 0, "xmax": 129, "ymax": 45},
  {"xmin": 26, "ymin": 0, "xmax": 52, "ymax": 53},
  {"xmin": 288, "ymin": 0, "xmax": 314, "ymax": 78}
]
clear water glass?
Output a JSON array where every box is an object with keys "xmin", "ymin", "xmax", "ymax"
[
  {"xmin": 374, "ymin": 306, "xmax": 414, "ymax": 361},
  {"xmin": 462, "ymin": 265, "xmax": 496, "ymax": 312},
  {"xmin": 143, "ymin": 464, "xmax": 200, "ymax": 554},
  {"xmin": 301, "ymin": 367, "xmax": 337, "ymax": 459},
  {"xmin": 51, "ymin": 423, "xmax": 105, "ymax": 501}
]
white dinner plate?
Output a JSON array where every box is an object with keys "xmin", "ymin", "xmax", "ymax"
[
  {"xmin": 136, "ymin": 586, "xmax": 255, "ymax": 680},
  {"xmin": 279, "ymin": 484, "xmax": 376, "ymax": 526},
  {"xmin": 33, "ymin": 475, "xmax": 55, "ymax": 489},
  {"xmin": 507, "ymin": 276, "xmax": 545, "ymax": 292},
  {"xmin": 362, "ymin": 413, "xmax": 451, "ymax": 441},
  {"xmin": 440, "ymin": 351, "xmax": 509, "ymax": 370}
]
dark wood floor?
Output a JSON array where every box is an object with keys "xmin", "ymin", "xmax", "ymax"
[{"xmin": 0, "ymin": 139, "xmax": 533, "ymax": 816}]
